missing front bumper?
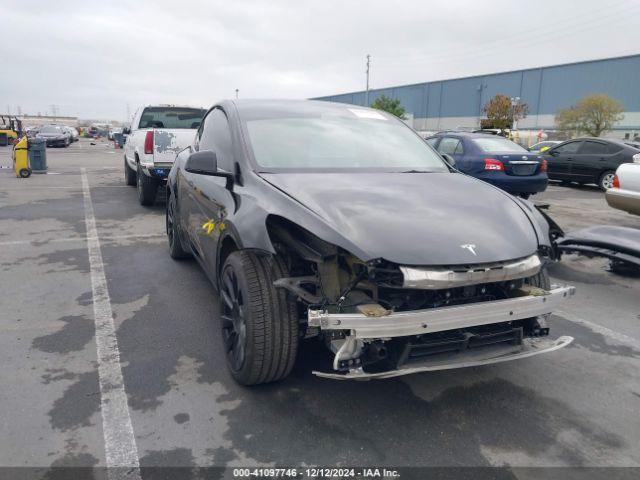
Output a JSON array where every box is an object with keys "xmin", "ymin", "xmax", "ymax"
[
  {"xmin": 308, "ymin": 285, "xmax": 575, "ymax": 339},
  {"xmin": 313, "ymin": 335, "xmax": 574, "ymax": 380},
  {"xmin": 309, "ymin": 284, "xmax": 575, "ymax": 379}
]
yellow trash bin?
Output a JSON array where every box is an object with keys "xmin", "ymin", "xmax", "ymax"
[{"xmin": 12, "ymin": 135, "xmax": 31, "ymax": 178}]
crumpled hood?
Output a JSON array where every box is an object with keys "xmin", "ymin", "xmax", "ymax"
[{"xmin": 261, "ymin": 172, "xmax": 539, "ymax": 266}]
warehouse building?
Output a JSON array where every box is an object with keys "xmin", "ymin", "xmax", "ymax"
[{"xmin": 314, "ymin": 54, "xmax": 640, "ymax": 140}]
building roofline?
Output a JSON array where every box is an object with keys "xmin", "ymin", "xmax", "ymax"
[{"xmin": 313, "ymin": 52, "xmax": 640, "ymax": 99}]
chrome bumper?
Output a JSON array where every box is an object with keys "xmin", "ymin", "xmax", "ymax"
[
  {"xmin": 308, "ymin": 285, "xmax": 575, "ymax": 339},
  {"xmin": 313, "ymin": 336, "xmax": 574, "ymax": 380}
]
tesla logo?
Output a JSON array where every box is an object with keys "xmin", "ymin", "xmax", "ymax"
[
  {"xmin": 461, "ymin": 244, "xmax": 477, "ymax": 255},
  {"xmin": 522, "ymin": 156, "xmax": 528, "ymax": 160}
]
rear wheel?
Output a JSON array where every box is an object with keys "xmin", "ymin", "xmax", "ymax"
[
  {"xmin": 137, "ymin": 165, "xmax": 158, "ymax": 206},
  {"xmin": 124, "ymin": 158, "xmax": 136, "ymax": 186},
  {"xmin": 19, "ymin": 168, "xmax": 31, "ymax": 178},
  {"xmin": 598, "ymin": 170, "xmax": 615, "ymax": 191},
  {"xmin": 219, "ymin": 251, "xmax": 298, "ymax": 385},
  {"xmin": 166, "ymin": 188, "xmax": 191, "ymax": 259}
]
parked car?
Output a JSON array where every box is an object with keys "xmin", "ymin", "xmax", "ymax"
[
  {"xmin": 166, "ymin": 99, "xmax": 574, "ymax": 385},
  {"xmin": 36, "ymin": 125, "xmax": 71, "ymax": 147},
  {"xmin": 528, "ymin": 141, "xmax": 560, "ymax": 153},
  {"xmin": 426, "ymin": 132, "xmax": 548, "ymax": 198},
  {"xmin": 543, "ymin": 137, "xmax": 640, "ymax": 190},
  {"xmin": 606, "ymin": 162, "xmax": 640, "ymax": 216},
  {"xmin": 108, "ymin": 127, "xmax": 122, "ymax": 140},
  {"xmin": 62, "ymin": 126, "xmax": 79, "ymax": 142},
  {"xmin": 124, "ymin": 105, "xmax": 206, "ymax": 205}
]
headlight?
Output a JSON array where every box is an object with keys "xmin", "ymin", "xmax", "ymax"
[{"xmin": 633, "ymin": 153, "xmax": 640, "ymax": 164}]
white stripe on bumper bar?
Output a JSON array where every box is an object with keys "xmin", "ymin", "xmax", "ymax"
[
  {"xmin": 313, "ymin": 335, "xmax": 574, "ymax": 380},
  {"xmin": 308, "ymin": 285, "xmax": 575, "ymax": 339}
]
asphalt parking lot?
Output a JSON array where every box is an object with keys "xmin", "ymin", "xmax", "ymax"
[{"xmin": 1, "ymin": 138, "xmax": 640, "ymax": 476}]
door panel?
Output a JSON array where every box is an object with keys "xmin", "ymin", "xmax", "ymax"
[
  {"xmin": 571, "ymin": 140, "xmax": 609, "ymax": 182},
  {"xmin": 546, "ymin": 141, "xmax": 582, "ymax": 179}
]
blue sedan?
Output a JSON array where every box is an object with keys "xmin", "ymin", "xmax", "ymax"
[{"xmin": 426, "ymin": 132, "xmax": 548, "ymax": 198}]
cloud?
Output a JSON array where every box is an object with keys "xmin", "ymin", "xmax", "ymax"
[{"xmin": 1, "ymin": 0, "xmax": 638, "ymax": 120}]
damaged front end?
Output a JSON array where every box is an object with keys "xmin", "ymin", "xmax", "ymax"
[{"xmin": 267, "ymin": 216, "xmax": 575, "ymax": 380}]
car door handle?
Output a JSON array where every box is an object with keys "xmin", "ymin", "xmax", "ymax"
[{"xmin": 187, "ymin": 180, "xmax": 194, "ymax": 188}]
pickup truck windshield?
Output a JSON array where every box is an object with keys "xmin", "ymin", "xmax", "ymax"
[
  {"xmin": 245, "ymin": 110, "xmax": 448, "ymax": 172},
  {"xmin": 139, "ymin": 107, "xmax": 206, "ymax": 129}
]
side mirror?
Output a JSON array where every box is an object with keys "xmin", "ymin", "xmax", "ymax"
[
  {"xmin": 441, "ymin": 153, "xmax": 456, "ymax": 168},
  {"xmin": 186, "ymin": 150, "xmax": 218, "ymax": 175},
  {"xmin": 122, "ymin": 127, "xmax": 131, "ymax": 135},
  {"xmin": 185, "ymin": 150, "xmax": 234, "ymax": 190},
  {"xmin": 548, "ymin": 149, "xmax": 558, "ymax": 156}
]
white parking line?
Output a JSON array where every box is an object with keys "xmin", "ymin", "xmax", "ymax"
[
  {"xmin": 0, "ymin": 233, "xmax": 164, "ymax": 247},
  {"xmin": 81, "ymin": 168, "xmax": 142, "ymax": 478},
  {"xmin": 557, "ymin": 309, "xmax": 640, "ymax": 350}
]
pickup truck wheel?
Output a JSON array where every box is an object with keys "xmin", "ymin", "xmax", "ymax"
[
  {"xmin": 137, "ymin": 165, "xmax": 158, "ymax": 206},
  {"xmin": 166, "ymin": 189, "xmax": 191, "ymax": 259},
  {"xmin": 220, "ymin": 251, "xmax": 298, "ymax": 385},
  {"xmin": 598, "ymin": 170, "xmax": 615, "ymax": 191},
  {"xmin": 124, "ymin": 158, "xmax": 136, "ymax": 186},
  {"xmin": 526, "ymin": 267, "xmax": 550, "ymax": 290}
]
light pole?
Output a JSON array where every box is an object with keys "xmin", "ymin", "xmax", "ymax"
[
  {"xmin": 510, "ymin": 96, "xmax": 520, "ymax": 131},
  {"xmin": 235, "ymin": 89, "xmax": 239, "ymax": 99},
  {"xmin": 365, "ymin": 54, "xmax": 371, "ymax": 107}
]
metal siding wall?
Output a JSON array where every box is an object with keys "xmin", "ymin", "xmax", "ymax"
[
  {"xmin": 480, "ymin": 71, "xmax": 522, "ymax": 107},
  {"xmin": 440, "ymin": 77, "xmax": 482, "ymax": 117},
  {"xmin": 313, "ymin": 55, "xmax": 640, "ymax": 127},
  {"xmin": 538, "ymin": 56, "xmax": 640, "ymax": 114},
  {"xmin": 393, "ymin": 85, "xmax": 426, "ymax": 118},
  {"xmin": 521, "ymin": 69, "xmax": 543, "ymax": 116}
]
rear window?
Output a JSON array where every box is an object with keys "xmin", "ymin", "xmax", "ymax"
[
  {"xmin": 139, "ymin": 107, "xmax": 206, "ymax": 129},
  {"xmin": 40, "ymin": 126, "xmax": 62, "ymax": 134},
  {"xmin": 473, "ymin": 137, "xmax": 527, "ymax": 153}
]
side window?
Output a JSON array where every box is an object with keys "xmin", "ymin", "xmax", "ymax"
[
  {"xmin": 607, "ymin": 143, "xmax": 623, "ymax": 154},
  {"xmin": 199, "ymin": 108, "xmax": 233, "ymax": 172},
  {"xmin": 554, "ymin": 141, "xmax": 582, "ymax": 154},
  {"xmin": 437, "ymin": 137, "xmax": 462, "ymax": 155},
  {"xmin": 579, "ymin": 141, "xmax": 608, "ymax": 155}
]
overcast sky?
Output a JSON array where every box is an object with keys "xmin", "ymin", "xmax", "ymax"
[{"xmin": 1, "ymin": 0, "xmax": 639, "ymax": 121}]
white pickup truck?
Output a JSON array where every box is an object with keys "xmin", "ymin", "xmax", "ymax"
[{"xmin": 124, "ymin": 105, "xmax": 206, "ymax": 205}]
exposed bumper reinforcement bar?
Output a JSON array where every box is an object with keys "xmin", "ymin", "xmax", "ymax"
[
  {"xmin": 313, "ymin": 335, "xmax": 574, "ymax": 380},
  {"xmin": 308, "ymin": 285, "xmax": 575, "ymax": 339}
]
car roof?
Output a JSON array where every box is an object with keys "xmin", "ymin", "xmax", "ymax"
[
  {"xmin": 229, "ymin": 99, "xmax": 397, "ymax": 119},
  {"xmin": 433, "ymin": 131, "xmax": 507, "ymax": 139}
]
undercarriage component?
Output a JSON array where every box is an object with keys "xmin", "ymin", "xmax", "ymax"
[
  {"xmin": 308, "ymin": 284, "xmax": 574, "ymax": 339},
  {"xmin": 313, "ymin": 336, "xmax": 574, "ymax": 380},
  {"xmin": 399, "ymin": 254, "xmax": 541, "ymax": 289}
]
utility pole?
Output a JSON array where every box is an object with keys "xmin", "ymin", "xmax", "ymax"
[
  {"xmin": 235, "ymin": 88, "xmax": 239, "ymax": 99},
  {"xmin": 365, "ymin": 54, "xmax": 371, "ymax": 107},
  {"xmin": 50, "ymin": 104, "xmax": 58, "ymax": 121},
  {"xmin": 510, "ymin": 96, "xmax": 520, "ymax": 131}
]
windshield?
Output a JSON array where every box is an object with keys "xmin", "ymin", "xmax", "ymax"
[
  {"xmin": 40, "ymin": 126, "xmax": 62, "ymax": 134},
  {"xmin": 473, "ymin": 137, "xmax": 528, "ymax": 153},
  {"xmin": 139, "ymin": 107, "xmax": 205, "ymax": 129},
  {"xmin": 244, "ymin": 108, "xmax": 448, "ymax": 172}
]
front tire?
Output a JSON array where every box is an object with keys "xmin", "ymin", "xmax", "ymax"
[
  {"xmin": 166, "ymin": 188, "xmax": 191, "ymax": 259},
  {"xmin": 598, "ymin": 170, "xmax": 615, "ymax": 191},
  {"xmin": 220, "ymin": 251, "xmax": 298, "ymax": 385},
  {"xmin": 527, "ymin": 267, "xmax": 550, "ymax": 290},
  {"xmin": 137, "ymin": 165, "xmax": 158, "ymax": 206}
]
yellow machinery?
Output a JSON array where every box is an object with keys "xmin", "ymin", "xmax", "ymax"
[
  {"xmin": 0, "ymin": 115, "xmax": 23, "ymax": 144},
  {"xmin": 12, "ymin": 135, "xmax": 31, "ymax": 178}
]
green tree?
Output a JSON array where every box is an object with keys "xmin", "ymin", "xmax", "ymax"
[
  {"xmin": 370, "ymin": 95, "xmax": 406, "ymax": 119},
  {"xmin": 481, "ymin": 94, "xmax": 529, "ymax": 130},
  {"xmin": 555, "ymin": 94, "xmax": 624, "ymax": 137}
]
